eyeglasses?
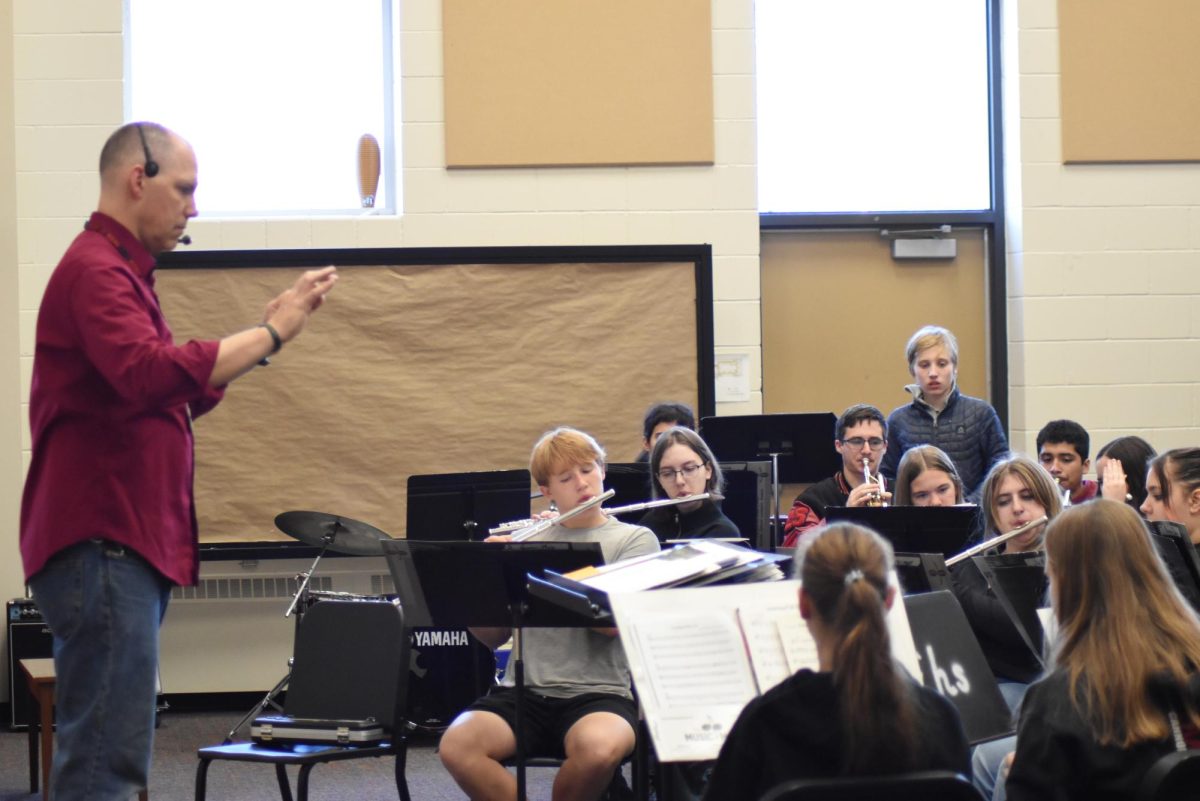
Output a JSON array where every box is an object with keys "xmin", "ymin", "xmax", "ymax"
[
  {"xmin": 841, "ymin": 437, "xmax": 885, "ymax": 451},
  {"xmin": 657, "ymin": 462, "xmax": 707, "ymax": 482}
]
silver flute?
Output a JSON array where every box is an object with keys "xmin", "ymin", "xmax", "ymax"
[
  {"xmin": 508, "ymin": 489, "xmax": 616, "ymax": 541},
  {"xmin": 945, "ymin": 515, "xmax": 1049, "ymax": 567},
  {"xmin": 489, "ymin": 491, "xmax": 716, "ymax": 536}
]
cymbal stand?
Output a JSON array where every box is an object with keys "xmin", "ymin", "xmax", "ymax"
[
  {"xmin": 223, "ymin": 528, "xmax": 340, "ymax": 742},
  {"xmin": 284, "ymin": 527, "xmax": 340, "ymax": 618}
]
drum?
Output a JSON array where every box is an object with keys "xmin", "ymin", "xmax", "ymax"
[{"xmin": 406, "ymin": 626, "xmax": 496, "ymax": 730}]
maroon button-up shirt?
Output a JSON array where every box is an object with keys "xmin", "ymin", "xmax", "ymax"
[{"xmin": 20, "ymin": 212, "xmax": 225, "ymax": 587}]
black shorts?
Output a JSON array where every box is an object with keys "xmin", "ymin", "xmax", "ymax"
[{"xmin": 468, "ymin": 687, "xmax": 637, "ymax": 758}]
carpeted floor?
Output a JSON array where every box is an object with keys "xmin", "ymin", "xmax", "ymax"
[{"xmin": 0, "ymin": 709, "xmax": 565, "ymax": 801}]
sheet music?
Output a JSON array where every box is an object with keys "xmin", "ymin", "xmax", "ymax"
[
  {"xmin": 1037, "ymin": 606, "xmax": 1057, "ymax": 646},
  {"xmin": 580, "ymin": 541, "xmax": 757, "ymax": 594},
  {"xmin": 737, "ymin": 603, "xmax": 817, "ymax": 692},
  {"xmin": 632, "ymin": 615, "xmax": 757, "ymax": 708},
  {"xmin": 776, "ymin": 612, "xmax": 820, "ymax": 675},
  {"xmin": 609, "ymin": 575, "xmax": 923, "ymax": 762},
  {"xmin": 886, "ymin": 586, "xmax": 923, "ymax": 681},
  {"xmin": 611, "ymin": 583, "xmax": 795, "ymax": 762}
]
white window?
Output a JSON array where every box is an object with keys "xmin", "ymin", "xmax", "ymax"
[
  {"xmin": 127, "ymin": 0, "xmax": 397, "ymax": 216},
  {"xmin": 756, "ymin": 0, "xmax": 991, "ymax": 214}
]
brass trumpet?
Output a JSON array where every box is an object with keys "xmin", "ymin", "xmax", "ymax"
[{"xmin": 863, "ymin": 457, "xmax": 887, "ymax": 507}]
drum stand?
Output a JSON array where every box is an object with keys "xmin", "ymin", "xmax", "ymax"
[{"xmin": 222, "ymin": 543, "xmax": 331, "ymax": 744}]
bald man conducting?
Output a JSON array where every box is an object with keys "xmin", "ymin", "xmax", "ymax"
[{"xmin": 19, "ymin": 122, "xmax": 337, "ymax": 800}]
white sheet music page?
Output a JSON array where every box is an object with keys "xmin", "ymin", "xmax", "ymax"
[
  {"xmin": 886, "ymin": 575, "xmax": 923, "ymax": 681},
  {"xmin": 609, "ymin": 573, "xmax": 923, "ymax": 762},
  {"xmin": 609, "ymin": 581, "xmax": 809, "ymax": 762}
]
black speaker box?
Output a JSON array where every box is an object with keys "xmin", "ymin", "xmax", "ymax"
[{"xmin": 7, "ymin": 599, "xmax": 54, "ymax": 730}]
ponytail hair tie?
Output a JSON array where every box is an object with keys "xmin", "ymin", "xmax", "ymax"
[{"xmin": 844, "ymin": 568, "xmax": 865, "ymax": 587}]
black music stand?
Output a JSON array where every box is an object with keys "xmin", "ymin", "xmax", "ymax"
[
  {"xmin": 700, "ymin": 413, "xmax": 840, "ymax": 546},
  {"xmin": 406, "ymin": 469, "xmax": 532, "ymax": 541},
  {"xmin": 380, "ymin": 540, "xmax": 605, "ymax": 801},
  {"xmin": 825, "ymin": 505, "xmax": 981, "ymax": 557},
  {"xmin": 603, "ymin": 463, "xmax": 655, "ymax": 523},
  {"xmin": 972, "ymin": 552, "xmax": 1049, "ymax": 670},
  {"xmin": 893, "ymin": 552, "xmax": 954, "ymax": 595},
  {"xmin": 905, "ymin": 590, "xmax": 1015, "ymax": 745},
  {"xmin": 1150, "ymin": 520, "xmax": 1200, "ymax": 613}
]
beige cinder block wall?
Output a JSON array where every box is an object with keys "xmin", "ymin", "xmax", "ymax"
[
  {"xmin": 3, "ymin": 0, "xmax": 763, "ymax": 695},
  {"xmin": 1006, "ymin": 0, "xmax": 1200, "ymax": 459}
]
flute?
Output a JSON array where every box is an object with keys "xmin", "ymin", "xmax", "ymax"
[
  {"xmin": 603, "ymin": 492, "xmax": 716, "ymax": 517},
  {"xmin": 489, "ymin": 492, "xmax": 718, "ymax": 536},
  {"xmin": 945, "ymin": 515, "xmax": 1049, "ymax": 567},
  {"xmin": 508, "ymin": 489, "xmax": 616, "ymax": 542}
]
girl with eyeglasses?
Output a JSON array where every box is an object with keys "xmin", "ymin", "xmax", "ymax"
[{"xmin": 641, "ymin": 426, "xmax": 740, "ymax": 542}]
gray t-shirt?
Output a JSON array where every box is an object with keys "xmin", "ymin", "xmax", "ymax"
[{"xmin": 500, "ymin": 516, "xmax": 660, "ymax": 699}]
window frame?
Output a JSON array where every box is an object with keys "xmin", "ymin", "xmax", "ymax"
[
  {"xmin": 123, "ymin": 0, "xmax": 399, "ymax": 217},
  {"xmin": 757, "ymin": 0, "xmax": 1008, "ymax": 432}
]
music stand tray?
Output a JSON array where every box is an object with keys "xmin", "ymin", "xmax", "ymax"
[
  {"xmin": 699, "ymin": 413, "xmax": 839, "ymax": 484},
  {"xmin": 825, "ymin": 505, "xmax": 980, "ymax": 557}
]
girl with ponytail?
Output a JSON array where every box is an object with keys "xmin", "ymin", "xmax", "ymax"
[{"xmin": 703, "ymin": 524, "xmax": 969, "ymax": 800}]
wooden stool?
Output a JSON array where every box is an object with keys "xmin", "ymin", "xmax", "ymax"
[{"xmin": 19, "ymin": 658, "xmax": 149, "ymax": 801}]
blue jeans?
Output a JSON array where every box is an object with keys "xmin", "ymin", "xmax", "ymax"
[
  {"xmin": 29, "ymin": 540, "xmax": 171, "ymax": 801},
  {"xmin": 971, "ymin": 681, "xmax": 1029, "ymax": 801}
]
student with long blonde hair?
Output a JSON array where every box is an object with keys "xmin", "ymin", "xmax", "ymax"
[
  {"xmin": 703, "ymin": 524, "xmax": 969, "ymax": 800},
  {"xmin": 953, "ymin": 455, "xmax": 1063, "ymax": 713},
  {"xmin": 1005, "ymin": 500, "xmax": 1200, "ymax": 800}
]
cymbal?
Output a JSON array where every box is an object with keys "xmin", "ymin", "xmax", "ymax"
[{"xmin": 274, "ymin": 511, "xmax": 393, "ymax": 556}]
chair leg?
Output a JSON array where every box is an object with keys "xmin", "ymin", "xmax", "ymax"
[
  {"xmin": 296, "ymin": 763, "xmax": 316, "ymax": 801},
  {"xmin": 395, "ymin": 740, "xmax": 412, "ymax": 801},
  {"xmin": 194, "ymin": 757, "xmax": 211, "ymax": 801},
  {"xmin": 274, "ymin": 763, "xmax": 294, "ymax": 801}
]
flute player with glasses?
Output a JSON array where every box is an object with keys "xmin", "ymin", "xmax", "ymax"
[{"xmin": 640, "ymin": 426, "xmax": 740, "ymax": 542}]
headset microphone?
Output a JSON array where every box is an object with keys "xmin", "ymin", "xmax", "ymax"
[
  {"xmin": 136, "ymin": 123, "xmax": 159, "ymax": 178},
  {"xmin": 178, "ymin": 235, "xmax": 192, "ymax": 246}
]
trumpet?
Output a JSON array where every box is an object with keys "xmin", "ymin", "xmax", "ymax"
[
  {"xmin": 1054, "ymin": 476, "xmax": 1073, "ymax": 508},
  {"xmin": 508, "ymin": 489, "xmax": 616, "ymax": 541},
  {"xmin": 489, "ymin": 491, "xmax": 718, "ymax": 536},
  {"xmin": 945, "ymin": 515, "xmax": 1049, "ymax": 567},
  {"xmin": 863, "ymin": 457, "xmax": 887, "ymax": 507}
]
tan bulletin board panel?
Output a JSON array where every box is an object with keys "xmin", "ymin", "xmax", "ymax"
[
  {"xmin": 157, "ymin": 257, "xmax": 704, "ymax": 543},
  {"xmin": 761, "ymin": 229, "xmax": 989, "ymax": 417},
  {"xmin": 1059, "ymin": 0, "xmax": 1200, "ymax": 162},
  {"xmin": 442, "ymin": 0, "xmax": 714, "ymax": 167}
]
